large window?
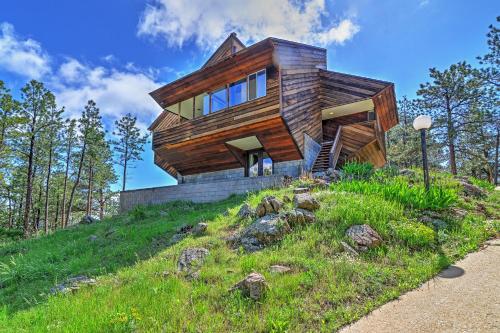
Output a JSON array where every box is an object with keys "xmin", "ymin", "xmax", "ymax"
[
  {"xmin": 211, "ymin": 86, "xmax": 227, "ymax": 112},
  {"xmin": 246, "ymin": 150, "xmax": 273, "ymax": 177},
  {"xmin": 248, "ymin": 69, "xmax": 266, "ymax": 100},
  {"xmin": 229, "ymin": 78, "xmax": 247, "ymax": 107},
  {"xmin": 164, "ymin": 68, "xmax": 267, "ymax": 119}
]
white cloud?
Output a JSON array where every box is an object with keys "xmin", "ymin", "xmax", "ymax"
[
  {"xmin": 0, "ymin": 22, "xmax": 51, "ymax": 79},
  {"xmin": 0, "ymin": 22, "xmax": 164, "ymax": 128},
  {"xmin": 137, "ymin": 0, "xmax": 360, "ymax": 49}
]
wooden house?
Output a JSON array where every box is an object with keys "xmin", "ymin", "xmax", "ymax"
[{"xmin": 149, "ymin": 33, "xmax": 398, "ymax": 184}]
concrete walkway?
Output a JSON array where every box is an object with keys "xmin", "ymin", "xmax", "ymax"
[{"xmin": 341, "ymin": 239, "xmax": 500, "ymax": 333}]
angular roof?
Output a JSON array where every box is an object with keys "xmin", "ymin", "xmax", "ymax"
[{"xmin": 202, "ymin": 32, "xmax": 246, "ymax": 68}]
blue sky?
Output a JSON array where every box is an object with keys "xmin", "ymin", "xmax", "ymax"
[{"xmin": 1, "ymin": 0, "xmax": 498, "ymax": 190}]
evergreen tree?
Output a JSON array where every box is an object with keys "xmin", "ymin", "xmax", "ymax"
[{"xmin": 112, "ymin": 114, "xmax": 148, "ymax": 191}]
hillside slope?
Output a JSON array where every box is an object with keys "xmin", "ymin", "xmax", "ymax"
[{"xmin": 1, "ymin": 170, "xmax": 498, "ymax": 332}]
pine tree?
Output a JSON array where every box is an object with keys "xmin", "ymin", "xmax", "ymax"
[{"xmin": 112, "ymin": 114, "xmax": 148, "ymax": 191}]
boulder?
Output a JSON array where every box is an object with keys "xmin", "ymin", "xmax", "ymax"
[
  {"xmin": 346, "ymin": 224, "xmax": 382, "ymax": 251},
  {"xmin": 177, "ymin": 248, "xmax": 210, "ymax": 273},
  {"xmin": 231, "ymin": 272, "xmax": 267, "ymax": 300},
  {"xmin": 80, "ymin": 215, "xmax": 99, "ymax": 224},
  {"xmin": 50, "ymin": 275, "xmax": 96, "ymax": 294},
  {"xmin": 255, "ymin": 196, "xmax": 283, "ymax": 217},
  {"xmin": 237, "ymin": 203, "xmax": 254, "ymax": 219},
  {"xmin": 283, "ymin": 208, "xmax": 315, "ymax": 226},
  {"xmin": 459, "ymin": 180, "xmax": 486, "ymax": 198},
  {"xmin": 192, "ymin": 222, "xmax": 208, "ymax": 235},
  {"xmin": 88, "ymin": 235, "xmax": 98, "ymax": 242},
  {"xmin": 293, "ymin": 193, "xmax": 320, "ymax": 211},
  {"xmin": 167, "ymin": 233, "xmax": 187, "ymax": 246},
  {"xmin": 293, "ymin": 187, "xmax": 310, "ymax": 194},
  {"xmin": 269, "ymin": 265, "xmax": 291, "ymax": 274},
  {"xmin": 237, "ymin": 215, "xmax": 291, "ymax": 252}
]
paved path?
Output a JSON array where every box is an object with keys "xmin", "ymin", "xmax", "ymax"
[{"xmin": 341, "ymin": 239, "xmax": 500, "ymax": 333}]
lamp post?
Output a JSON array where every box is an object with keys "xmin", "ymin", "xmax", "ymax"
[{"xmin": 413, "ymin": 115, "xmax": 432, "ymax": 191}]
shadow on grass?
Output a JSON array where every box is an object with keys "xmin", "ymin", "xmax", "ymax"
[{"xmin": 0, "ymin": 194, "xmax": 246, "ymax": 315}]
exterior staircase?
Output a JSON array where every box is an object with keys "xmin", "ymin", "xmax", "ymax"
[{"xmin": 312, "ymin": 141, "xmax": 334, "ymax": 173}]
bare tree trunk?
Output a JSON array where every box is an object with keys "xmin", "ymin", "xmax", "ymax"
[
  {"xmin": 86, "ymin": 161, "xmax": 93, "ymax": 216},
  {"xmin": 99, "ymin": 188, "xmax": 104, "ymax": 220},
  {"xmin": 35, "ymin": 180, "xmax": 43, "ymax": 232},
  {"xmin": 23, "ymin": 132, "xmax": 36, "ymax": 237},
  {"xmin": 122, "ymin": 145, "xmax": 128, "ymax": 192},
  {"xmin": 446, "ymin": 99, "xmax": 457, "ymax": 175},
  {"xmin": 67, "ymin": 141, "xmax": 86, "ymax": 226},
  {"xmin": 61, "ymin": 137, "xmax": 72, "ymax": 228},
  {"xmin": 54, "ymin": 194, "xmax": 60, "ymax": 231},
  {"xmin": 7, "ymin": 187, "xmax": 13, "ymax": 229},
  {"xmin": 495, "ymin": 127, "xmax": 499, "ymax": 185},
  {"xmin": 44, "ymin": 137, "xmax": 54, "ymax": 234}
]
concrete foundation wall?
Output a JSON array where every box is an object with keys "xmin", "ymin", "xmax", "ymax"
[{"xmin": 120, "ymin": 175, "xmax": 284, "ymax": 212}]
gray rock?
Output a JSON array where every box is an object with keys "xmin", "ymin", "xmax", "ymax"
[
  {"xmin": 192, "ymin": 222, "xmax": 208, "ymax": 235},
  {"xmin": 237, "ymin": 203, "xmax": 254, "ymax": 219},
  {"xmin": 459, "ymin": 181, "xmax": 486, "ymax": 198},
  {"xmin": 231, "ymin": 272, "xmax": 267, "ymax": 300},
  {"xmin": 450, "ymin": 207, "xmax": 467, "ymax": 219},
  {"xmin": 50, "ymin": 275, "xmax": 96, "ymax": 294},
  {"xmin": 283, "ymin": 208, "xmax": 315, "ymax": 227},
  {"xmin": 167, "ymin": 233, "xmax": 187, "ymax": 245},
  {"xmin": 88, "ymin": 235, "xmax": 98, "ymax": 242},
  {"xmin": 255, "ymin": 196, "xmax": 283, "ymax": 217},
  {"xmin": 340, "ymin": 241, "xmax": 359, "ymax": 257},
  {"xmin": 293, "ymin": 187, "xmax": 310, "ymax": 194},
  {"xmin": 159, "ymin": 211, "xmax": 168, "ymax": 217},
  {"xmin": 104, "ymin": 228, "xmax": 116, "ymax": 238},
  {"xmin": 269, "ymin": 265, "xmax": 291, "ymax": 274},
  {"xmin": 80, "ymin": 215, "xmax": 99, "ymax": 224},
  {"xmin": 237, "ymin": 215, "xmax": 291, "ymax": 252},
  {"xmin": 346, "ymin": 224, "xmax": 382, "ymax": 251},
  {"xmin": 177, "ymin": 248, "xmax": 210, "ymax": 273},
  {"xmin": 399, "ymin": 169, "xmax": 416, "ymax": 177},
  {"xmin": 420, "ymin": 215, "xmax": 448, "ymax": 230},
  {"xmin": 293, "ymin": 193, "xmax": 320, "ymax": 211}
]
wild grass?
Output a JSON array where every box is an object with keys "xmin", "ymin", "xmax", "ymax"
[{"xmin": 0, "ymin": 173, "xmax": 497, "ymax": 332}]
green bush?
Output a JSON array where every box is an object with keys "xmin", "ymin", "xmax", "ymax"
[
  {"xmin": 129, "ymin": 205, "xmax": 147, "ymax": 220},
  {"xmin": 469, "ymin": 177, "xmax": 495, "ymax": 191},
  {"xmin": 332, "ymin": 179, "xmax": 458, "ymax": 210},
  {"xmin": 391, "ymin": 221, "xmax": 436, "ymax": 249},
  {"xmin": 342, "ymin": 162, "xmax": 374, "ymax": 180}
]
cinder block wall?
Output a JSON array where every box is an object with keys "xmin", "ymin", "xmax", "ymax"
[{"xmin": 120, "ymin": 175, "xmax": 285, "ymax": 212}]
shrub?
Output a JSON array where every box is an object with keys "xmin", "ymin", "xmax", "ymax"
[
  {"xmin": 332, "ymin": 179, "xmax": 458, "ymax": 210},
  {"xmin": 391, "ymin": 221, "xmax": 436, "ymax": 249},
  {"xmin": 469, "ymin": 177, "xmax": 495, "ymax": 191},
  {"xmin": 342, "ymin": 162, "xmax": 374, "ymax": 180},
  {"xmin": 129, "ymin": 205, "xmax": 147, "ymax": 220}
]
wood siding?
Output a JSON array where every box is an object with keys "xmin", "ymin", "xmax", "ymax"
[
  {"xmin": 322, "ymin": 112, "xmax": 369, "ymax": 141},
  {"xmin": 274, "ymin": 39, "xmax": 326, "ymax": 153}
]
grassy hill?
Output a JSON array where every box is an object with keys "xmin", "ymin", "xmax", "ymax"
[{"xmin": 0, "ymin": 169, "xmax": 498, "ymax": 332}]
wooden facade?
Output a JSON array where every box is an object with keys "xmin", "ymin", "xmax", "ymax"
[{"xmin": 149, "ymin": 34, "xmax": 398, "ymax": 180}]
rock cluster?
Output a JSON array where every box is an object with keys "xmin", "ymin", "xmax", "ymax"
[
  {"xmin": 231, "ymin": 192, "xmax": 320, "ymax": 252},
  {"xmin": 458, "ymin": 177, "xmax": 486, "ymax": 198},
  {"xmin": 237, "ymin": 203, "xmax": 254, "ymax": 219},
  {"xmin": 345, "ymin": 224, "xmax": 382, "ymax": 251},
  {"xmin": 51, "ymin": 275, "xmax": 96, "ymax": 294},
  {"xmin": 230, "ymin": 272, "xmax": 267, "ymax": 300},
  {"xmin": 255, "ymin": 196, "xmax": 283, "ymax": 217},
  {"xmin": 168, "ymin": 222, "xmax": 208, "ymax": 246}
]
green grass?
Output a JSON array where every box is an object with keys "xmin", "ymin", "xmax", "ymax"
[{"xmin": 0, "ymin": 175, "xmax": 498, "ymax": 332}]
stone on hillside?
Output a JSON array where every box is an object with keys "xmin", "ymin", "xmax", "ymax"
[
  {"xmin": 399, "ymin": 169, "xmax": 416, "ymax": 177},
  {"xmin": 269, "ymin": 265, "xmax": 292, "ymax": 274},
  {"xmin": 238, "ymin": 215, "xmax": 291, "ymax": 252},
  {"xmin": 255, "ymin": 196, "xmax": 283, "ymax": 217},
  {"xmin": 420, "ymin": 215, "xmax": 448, "ymax": 231},
  {"xmin": 167, "ymin": 233, "xmax": 186, "ymax": 246},
  {"xmin": 80, "ymin": 215, "xmax": 99, "ymax": 224},
  {"xmin": 237, "ymin": 203, "xmax": 254, "ymax": 219},
  {"xmin": 293, "ymin": 193, "xmax": 320, "ymax": 211},
  {"xmin": 193, "ymin": 222, "xmax": 208, "ymax": 235},
  {"xmin": 177, "ymin": 224, "xmax": 193, "ymax": 233},
  {"xmin": 88, "ymin": 235, "xmax": 98, "ymax": 242},
  {"xmin": 346, "ymin": 224, "xmax": 382, "ymax": 251},
  {"xmin": 340, "ymin": 241, "xmax": 359, "ymax": 257},
  {"xmin": 50, "ymin": 275, "xmax": 96, "ymax": 294},
  {"xmin": 177, "ymin": 248, "xmax": 209, "ymax": 273},
  {"xmin": 450, "ymin": 207, "xmax": 467, "ymax": 219},
  {"xmin": 159, "ymin": 211, "xmax": 168, "ymax": 217},
  {"xmin": 283, "ymin": 208, "xmax": 315, "ymax": 226},
  {"xmin": 231, "ymin": 272, "xmax": 267, "ymax": 300},
  {"xmin": 459, "ymin": 180, "xmax": 486, "ymax": 198},
  {"xmin": 104, "ymin": 228, "xmax": 116, "ymax": 238},
  {"xmin": 282, "ymin": 195, "xmax": 291, "ymax": 203},
  {"xmin": 293, "ymin": 187, "xmax": 310, "ymax": 194}
]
